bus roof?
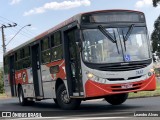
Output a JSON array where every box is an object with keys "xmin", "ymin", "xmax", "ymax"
[{"xmin": 4, "ymin": 9, "xmax": 144, "ymax": 56}]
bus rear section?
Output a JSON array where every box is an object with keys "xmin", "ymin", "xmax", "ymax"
[{"xmin": 3, "ymin": 9, "xmax": 156, "ymax": 110}]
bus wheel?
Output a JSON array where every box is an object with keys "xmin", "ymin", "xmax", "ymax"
[
  {"xmin": 105, "ymin": 93, "xmax": 128, "ymax": 105},
  {"xmin": 53, "ymin": 99, "xmax": 58, "ymax": 105},
  {"xmin": 18, "ymin": 86, "xmax": 28, "ymax": 106},
  {"xmin": 56, "ymin": 84, "xmax": 81, "ymax": 110},
  {"xmin": 27, "ymin": 100, "xmax": 35, "ymax": 105}
]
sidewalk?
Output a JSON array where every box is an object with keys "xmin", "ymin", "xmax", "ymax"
[{"xmin": 0, "ymin": 94, "xmax": 9, "ymax": 99}]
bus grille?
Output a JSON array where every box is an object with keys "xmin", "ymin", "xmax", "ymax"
[
  {"xmin": 107, "ymin": 76, "xmax": 142, "ymax": 81},
  {"xmin": 100, "ymin": 63, "xmax": 148, "ymax": 71}
]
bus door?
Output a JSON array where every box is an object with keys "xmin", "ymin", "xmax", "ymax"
[
  {"xmin": 9, "ymin": 55, "xmax": 16, "ymax": 96},
  {"xmin": 31, "ymin": 44, "xmax": 43, "ymax": 98},
  {"xmin": 63, "ymin": 25, "xmax": 83, "ymax": 97}
]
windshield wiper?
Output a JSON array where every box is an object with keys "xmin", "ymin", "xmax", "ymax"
[
  {"xmin": 122, "ymin": 30, "xmax": 127, "ymax": 51},
  {"xmin": 113, "ymin": 30, "xmax": 120, "ymax": 54},
  {"xmin": 98, "ymin": 25, "xmax": 120, "ymax": 54},
  {"xmin": 98, "ymin": 25, "xmax": 116, "ymax": 43},
  {"xmin": 121, "ymin": 24, "xmax": 134, "ymax": 51},
  {"xmin": 124, "ymin": 24, "xmax": 135, "ymax": 41}
]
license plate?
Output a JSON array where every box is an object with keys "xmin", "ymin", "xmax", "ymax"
[{"xmin": 121, "ymin": 84, "xmax": 133, "ymax": 89}]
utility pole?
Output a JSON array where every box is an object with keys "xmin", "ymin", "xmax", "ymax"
[{"xmin": 0, "ymin": 23, "xmax": 17, "ymax": 53}]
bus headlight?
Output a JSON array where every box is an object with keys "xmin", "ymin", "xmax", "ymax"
[
  {"xmin": 87, "ymin": 72, "xmax": 107, "ymax": 84},
  {"xmin": 87, "ymin": 72, "xmax": 99, "ymax": 81},
  {"xmin": 150, "ymin": 68, "xmax": 154, "ymax": 73},
  {"xmin": 148, "ymin": 68, "xmax": 154, "ymax": 76},
  {"xmin": 87, "ymin": 73, "xmax": 94, "ymax": 79}
]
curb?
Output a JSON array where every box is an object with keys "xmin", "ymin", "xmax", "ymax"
[{"xmin": 128, "ymin": 95, "xmax": 160, "ymax": 99}]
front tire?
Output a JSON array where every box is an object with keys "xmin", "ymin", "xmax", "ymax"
[
  {"xmin": 56, "ymin": 84, "xmax": 81, "ymax": 110},
  {"xmin": 105, "ymin": 93, "xmax": 128, "ymax": 105}
]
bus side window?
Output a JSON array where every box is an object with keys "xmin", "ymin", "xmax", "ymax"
[
  {"xmin": 23, "ymin": 46, "xmax": 31, "ymax": 68},
  {"xmin": 41, "ymin": 37, "xmax": 51, "ymax": 64},
  {"xmin": 20, "ymin": 48, "xmax": 25, "ymax": 69},
  {"xmin": 51, "ymin": 31, "xmax": 63, "ymax": 61},
  {"xmin": 68, "ymin": 30, "xmax": 76, "ymax": 60},
  {"xmin": 15, "ymin": 52, "xmax": 17, "ymax": 70},
  {"xmin": 4, "ymin": 57, "xmax": 9, "ymax": 74},
  {"xmin": 16, "ymin": 50, "xmax": 22, "ymax": 70}
]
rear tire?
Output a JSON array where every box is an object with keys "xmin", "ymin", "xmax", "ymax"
[
  {"xmin": 18, "ymin": 86, "xmax": 28, "ymax": 106},
  {"xmin": 105, "ymin": 93, "xmax": 128, "ymax": 105},
  {"xmin": 56, "ymin": 84, "xmax": 81, "ymax": 110},
  {"xmin": 18, "ymin": 86, "xmax": 35, "ymax": 106},
  {"xmin": 27, "ymin": 101, "xmax": 35, "ymax": 105}
]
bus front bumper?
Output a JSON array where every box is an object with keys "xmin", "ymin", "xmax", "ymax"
[{"xmin": 85, "ymin": 74, "xmax": 156, "ymax": 98}]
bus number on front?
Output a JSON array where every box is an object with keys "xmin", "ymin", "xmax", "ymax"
[{"xmin": 136, "ymin": 70, "xmax": 143, "ymax": 75}]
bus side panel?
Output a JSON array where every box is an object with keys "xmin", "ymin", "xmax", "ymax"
[
  {"xmin": 4, "ymin": 74, "xmax": 11, "ymax": 96},
  {"xmin": 15, "ymin": 68, "xmax": 35, "ymax": 98},
  {"xmin": 42, "ymin": 60, "xmax": 66, "ymax": 98},
  {"xmin": 41, "ymin": 64, "xmax": 55, "ymax": 98},
  {"xmin": 24, "ymin": 68, "xmax": 35, "ymax": 98}
]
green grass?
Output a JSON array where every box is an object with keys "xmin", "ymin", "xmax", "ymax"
[
  {"xmin": 129, "ymin": 81, "xmax": 160, "ymax": 98},
  {"xmin": 0, "ymin": 93, "xmax": 7, "ymax": 98}
]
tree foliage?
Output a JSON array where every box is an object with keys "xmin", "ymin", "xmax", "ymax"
[
  {"xmin": 151, "ymin": 16, "xmax": 160, "ymax": 53},
  {"xmin": 153, "ymin": 0, "xmax": 160, "ymax": 7},
  {"xmin": 151, "ymin": 0, "xmax": 160, "ymax": 54},
  {"xmin": 0, "ymin": 69, "xmax": 4, "ymax": 94}
]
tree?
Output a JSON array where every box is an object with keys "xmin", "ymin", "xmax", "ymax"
[
  {"xmin": 0, "ymin": 69, "xmax": 4, "ymax": 94},
  {"xmin": 153, "ymin": 0, "xmax": 160, "ymax": 7},
  {"xmin": 151, "ymin": 16, "xmax": 160, "ymax": 53},
  {"xmin": 151, "ymin": 0, "xmax": 160, "ymax": 55}
]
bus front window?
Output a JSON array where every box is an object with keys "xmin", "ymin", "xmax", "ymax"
[
  {"xmin": 82, "ymin": 28, "xmax": 123, "ymax": 63},
  {"xmin": 120, "ymin": 27, "xmax": 150, "ymax": 61},
  {"xmin": 82, "ymin": 27, "xmax": 150, "ymax": 63}
]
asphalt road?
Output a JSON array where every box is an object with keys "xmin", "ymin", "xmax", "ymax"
[{"xmin": 0, "ymin": 96, "xmax": 160, "ymax": 120}]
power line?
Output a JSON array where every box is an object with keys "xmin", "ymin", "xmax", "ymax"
[
  {"xmin": 6, "ymin": 24, "xmax": 31, "ymax": 46},
  {"xmin": 0, "ymin": 16, "xmax": 35, "ymax": 36},
  {"xmin": 0, "ymin": 23, "xmax": 17, "ymax": 53},
  {"xmin": 6, "ymin": 28, "xmax": 34, "ymax": 41},
  {"xmin": 0, "ymin": 17, "xmax": 35, "ymax": 47},
  {"xmin": 0, "ymin": 18, "xmax": 35, "ymax": 38}
]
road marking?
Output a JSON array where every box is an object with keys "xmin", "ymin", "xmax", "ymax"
[
  {"xmin": 68, "ymin": 111, "xmax": 132, "ymax": 117},
  {"xmin": 10, "ymin": 116, "xmax": 129, "ymax": 120}
]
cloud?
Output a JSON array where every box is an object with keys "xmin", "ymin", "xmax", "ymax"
[
  {"xmin": 23, "ymin": 0, "xmax": 91, "ymax": 16},
  {"xmin": 10, "ymin": 0, "xmax": 22, "ymax": 5},
  {"xmin": 135, "ymin": 0, "xmax": 152, "ymax": 8}
]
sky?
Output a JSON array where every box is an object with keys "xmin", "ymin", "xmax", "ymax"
[{"xmin": 0, "ymin": 0, "xmax": 160, "ymax": 62}]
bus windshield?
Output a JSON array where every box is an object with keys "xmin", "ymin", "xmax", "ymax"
[{"xmin": 82, "ymin": 27, "xmax": 150, "ymax": 63}]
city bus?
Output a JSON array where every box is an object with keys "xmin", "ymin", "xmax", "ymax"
[{"xmin": 3, "ymin": 9, "xmax": 156, "ymax": 109}]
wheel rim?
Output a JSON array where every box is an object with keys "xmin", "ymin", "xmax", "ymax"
[
  {"xmin": 19, "ymin": 90, "xmax": 23, "ymax": 103},
  {"xmin": 61, "ymin": 90, "xmax": 70, "ymax": 104}
]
